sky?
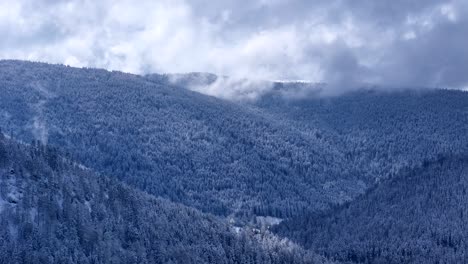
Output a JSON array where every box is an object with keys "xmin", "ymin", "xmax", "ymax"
[{"xmin": 1, "ymin": 0, "xmax": 468, "ymax": 91}]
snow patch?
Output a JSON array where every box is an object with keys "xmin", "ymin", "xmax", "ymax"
[
  {"xmin": 6, "ymin": 190, "xmax": 20, "ymax": 203},
  {"xmin": 0, "ymin": 171, "xmax": 23, "ymax": 213},
  {"xmin": 77, "ymin": 163, "xmax": 90, "ymax": 171},
  {"xmin": 57, "ymin": 195, "xmax": 64, "ymax": 210},
  {"xmin": 1, "ymin": 110, "xmax": 11, "ymax": 120},
  {"xmin": 84, "ymin": 200, "xmax": 92, "ymax": 213},
  {"xmin": 29, "ymin": 208, "xmax": 38, "ymax": 222},
  {"xmin": 232, "ymin": 226, "xmax": 241, "ymax": 234},
  {"xmin": 256, "ymin": 216, "xmax": 283, "ymax": 228}
]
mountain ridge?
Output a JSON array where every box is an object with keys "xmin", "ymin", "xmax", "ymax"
[{"xmin": 0, "ymin": 133, "xmax": 327, "ymax": 264}]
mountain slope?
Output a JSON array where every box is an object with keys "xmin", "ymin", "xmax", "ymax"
[
  {"xmin": 2, "ymin": 60, "xmax": 468, "ymax": 264},
  {"xmin": 274, "ymin": 155, "xmax": 468, "ymax": 263},
  {"xmin": 0, "ymin": 134, "xmax": 326, "ymax": 264},
  {"xmin": 150, "ymin": 71, "xmax": 468, "ymax": 184},
  {"xmin": 0, "ymin": 60, "xmax": 360, "ymax": 219},
  {"xmin": 254, "ymin": 88, "xmax": 468, "ymax": 182}
]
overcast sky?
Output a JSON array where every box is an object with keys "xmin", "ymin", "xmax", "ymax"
[{"xmin": 1, "ymin": 0, "xmax": 467, "ymax": 90}]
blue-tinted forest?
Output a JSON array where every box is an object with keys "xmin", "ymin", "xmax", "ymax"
[
  {"xmin": 275, "ymin": 155, "xmax": 468, "ymax": 263},
  {"xmin": 1, "ymin": 60, "xmax": 468, "ymax": 263},
  {"xmin": 0, "ymin": 133, "xmax": 325, "ymax": 264}
]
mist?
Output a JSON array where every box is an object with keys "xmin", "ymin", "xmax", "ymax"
[{"xmin": 1, "ymin": 0, "xmax": 468, "ymax": 98}]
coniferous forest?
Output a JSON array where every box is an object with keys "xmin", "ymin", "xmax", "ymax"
[{"xmin": 1, "ymin": 60, "xmax": 468, "ymax": 263}]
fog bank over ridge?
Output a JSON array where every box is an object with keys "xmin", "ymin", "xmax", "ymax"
[{"xmin": 150, "ymin": 71, "xmax": 446, "ymax": 101}]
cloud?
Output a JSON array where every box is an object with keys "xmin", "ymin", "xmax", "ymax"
[
  {"xmin": 189, "ymin": 76, "xmax": 274, "ymax": 101},
  {"xmin": 377, "ymin": 4, "xmax": 468, "ymax": 88},
  {"xmin": 1, "ymin": 0, "xmax": 468, "ymax": 98}
]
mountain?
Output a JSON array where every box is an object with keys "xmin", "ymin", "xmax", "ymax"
[
  {"xmin": 0, "ymin": 60, "xmax": 361, "ymax": 219},
  {"xmin": 145, "ymin": 70, "xmax": 468, "ymax": 264},
  {"xmin": 254, "ymin": 87, "xmax": 468, "ymax": 180},
  {"xmin": 0, "ymin": 133, "xmax": 327, "ymax": 264},
  {"xmin": 2, "ymin": 60, "xmax": 468, "ymax": 263},
  {"xmin": 274, "ymin": 155, "xmax": 468, "ymax": 264},
  {"xmin": 1, "ymin": 60, "xmax": 468, "ymax": 219},
  {"xmin": 150, "ymin": 71, "xmax": 468, "ymax": 186}
]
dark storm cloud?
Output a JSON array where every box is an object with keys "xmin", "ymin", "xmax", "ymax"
[{"xmin": 1, "ymin": 0, "xmax": 467, "ymax": 98}]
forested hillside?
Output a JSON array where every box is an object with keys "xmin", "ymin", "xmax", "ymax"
[
  {"xmin": 145, "ymin": 72, "xmax": 468, "ymax": 263},
  {"xmin": 0, "ymin": 133, "xmax": 326, "ymax": 264},
  {"xmin": 0, "ymin": 60, "xmax": 363, "ymax": 219},
  {"xmin": 255, "ymin": 88, "xmax": 468, "ymax": 183},
  {"xmin": 274, "ymin": 155, "xmax": 468, "ymax": 263},
  {"xmin": 2, "ymin": 60, "xmax": 468, "ymax": 263},
  {"xmin": 1, "ymin": 60, "xmax": 468, "ymax": 221},
  {"xmin": 151, "ymin": 71, "xmax": 468, "ymax": 186}
]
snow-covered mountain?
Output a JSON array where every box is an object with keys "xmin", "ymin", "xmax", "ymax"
[
  {"xmin": 1, "ymin": 60, "xmax": 468, "ymax": 263},
  {"xmin": 0, "ymin": 132, "xmax": 326, "ymax": 264}
]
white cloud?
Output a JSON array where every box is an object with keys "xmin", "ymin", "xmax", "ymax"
[
  {"xmin": 190, "ymin": 77, "xmax": 273, "ymax": 101},
  {"xmin": 1, "ymin": 0, "xmax": 468, "ymax": 98}
]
